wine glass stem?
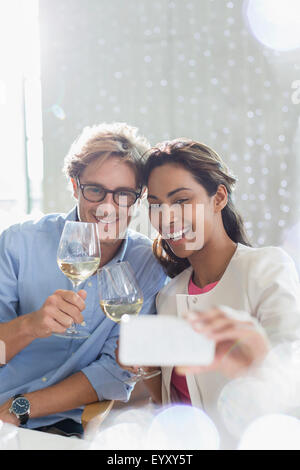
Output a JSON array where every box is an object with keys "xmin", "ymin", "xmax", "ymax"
[
  {"xmin": 69, "ymin": 281, "xmax": 81, "ymax": 333},
  {"xmin": 73, "ymin": 281, "xmax": 81, "ymax": 292}
]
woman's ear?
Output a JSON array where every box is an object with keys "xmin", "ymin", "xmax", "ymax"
[
  {"xmin": 214, "ymin": 184, "xmax": 228, "ymax": 213},
  {"xmin": 71, "ymin": 178, "xmax": 78, "ymax": 200}
]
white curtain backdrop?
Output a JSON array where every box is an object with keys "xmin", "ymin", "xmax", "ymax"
[{"xmin": 39, "ymin": 0, "xmax": 300, "ymax": 268}]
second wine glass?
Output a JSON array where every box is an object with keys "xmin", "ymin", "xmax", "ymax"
[{"xmin": 98, "ymin": 261, "xmax": 161, "ymax": 383}]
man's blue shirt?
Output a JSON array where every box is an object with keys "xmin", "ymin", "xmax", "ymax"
[{"xmin": 0, "ymin": 208, "xmax": 167, "ymax": 428}]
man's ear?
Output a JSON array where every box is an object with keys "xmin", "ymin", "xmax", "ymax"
[
  {"xmin": 71, "ymin": 178, "xmax": 78, "ymax": 200},
  {"xmin": 214, "ymin": 184, "xmax": 228, "ymax": 213}
]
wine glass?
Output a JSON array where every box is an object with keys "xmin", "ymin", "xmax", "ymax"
[
  {"xmin": 56, "ymin": 221, "xmax": 101, "ymax": 339},
  {"xmin": 98, "ymin": 261, "xmax": 161, "ymax": 384}
]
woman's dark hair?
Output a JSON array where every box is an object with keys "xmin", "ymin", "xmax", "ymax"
[{"xmin": 143, "ymin": 138, "xmax": 251, "ymax": 278}]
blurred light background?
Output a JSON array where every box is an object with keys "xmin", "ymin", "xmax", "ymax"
[{"xmin": 1, "ymin": 0, "xmax": 300, "ymax": 271}]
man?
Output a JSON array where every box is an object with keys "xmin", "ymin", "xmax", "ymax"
[{"xmin": 0, "ymin": 122, "xmax": 167, "ymax": 437}]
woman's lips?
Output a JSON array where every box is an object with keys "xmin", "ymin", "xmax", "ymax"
[
  {"xmin": 167, "ymin": 232, "xmax": 189, "ymax": 247},
  {"xmin": 162, "ymin": 226, "xmax": 197, "ymax": 248},
  {"xmin": 161, "ymin": 226, "xmax": 192, "ymax": 241}
]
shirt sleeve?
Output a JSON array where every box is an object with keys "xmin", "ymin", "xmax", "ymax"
[
  {"xmin": 248, "ymin": 246, "xmax": 300, "ymax": 345},
  {"xmin": 0, "ymin": 227, "xmax": 20, "ymax": 322},
  {"xmin": 81, "ymin": 322, "xmax": 133, "ymax": 402},
  {"xmin": 222, "ymin": 249, "xmax": 300, "ymax": 423}
]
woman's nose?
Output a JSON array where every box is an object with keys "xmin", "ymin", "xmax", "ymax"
[{"xmin": 159, "ymin": 204, "xmax": 182, "ymax": 231}]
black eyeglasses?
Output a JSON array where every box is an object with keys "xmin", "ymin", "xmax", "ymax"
[{"xmin": 77, "ymin": 178, "xmax": 141, "ymax": 207}]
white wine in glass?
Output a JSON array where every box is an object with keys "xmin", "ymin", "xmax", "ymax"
[
  {"xmin": 100, "ymin": 298, "xmax": 144, "ymax": 323},
  {"xmin": 58, "ymin": 258, "xmax": 101, "ymax": 288},
  {"xmin": 56, "ymin": 221, "xmax": 101, "ymax": 339},
  {"xmin": 98, "ymin": 261, "xmax": 161, "ymax": 383}
]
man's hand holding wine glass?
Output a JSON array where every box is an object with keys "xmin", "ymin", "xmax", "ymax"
[{"xmin": 25, "ymin": 289, "xmax": 87, "ymax": 338}]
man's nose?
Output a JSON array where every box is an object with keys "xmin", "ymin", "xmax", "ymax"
[
  {"xmin": 103, "ymin": 192, "xmax": 115, "ymax": 205},
  {"xmin": 100, "ymin": 192, "xmax": 120, "ymax": 211}
]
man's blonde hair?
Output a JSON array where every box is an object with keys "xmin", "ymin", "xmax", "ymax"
[{"xmin": 63, "ymin": 122, "xmax": 150, "ymax": 188}]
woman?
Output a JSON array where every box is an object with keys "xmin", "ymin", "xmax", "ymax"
[{"xmin": 135, "ymin": 138, "xmax": 300, "ymax": 416}]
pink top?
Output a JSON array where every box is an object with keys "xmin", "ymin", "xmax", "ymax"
[{"xmin": 170, "ymin": 275, "xmax": 218, "ymax": 404}]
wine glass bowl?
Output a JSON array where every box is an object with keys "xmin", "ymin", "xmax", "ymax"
[
  {"xmin": 98, "ymin": 261, "xmax": 143, "ymax": 323},
  {"xmin": 98, "ymin": 261, "xmax": 161, "ymax": 384},
  {"xmin": 56, "ymin": 221, "xmax": 101, "ymax": 339},
  {"xmin": 57, "ymin": 257, "xmax": 100, "ymax": 290}
]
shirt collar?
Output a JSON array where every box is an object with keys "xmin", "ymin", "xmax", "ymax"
[{"xmin": 65, "ymin": 206, "xmax": 78, "ymax": 221}]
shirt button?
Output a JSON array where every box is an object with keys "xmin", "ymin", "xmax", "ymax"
[
  {"xmin": 87, "ymin": 282, "xmax": 92, "ymax": 287},
  {"xmin": 42, "ymin": 377, "xmax": 47, "ymax": 382}
]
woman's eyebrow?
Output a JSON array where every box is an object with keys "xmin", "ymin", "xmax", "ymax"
[
  {"xmin": 167, "ymin": 187, "xmax": 192, "ymax": 197},
  {"xmin": 148, "ymin": 188, "xmax": 192, "ymax": 199}
]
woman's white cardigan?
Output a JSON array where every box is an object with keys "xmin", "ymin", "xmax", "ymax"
[{"xmin": 156, "ymin": 243, "xmax": 300, "ymax": 444}]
